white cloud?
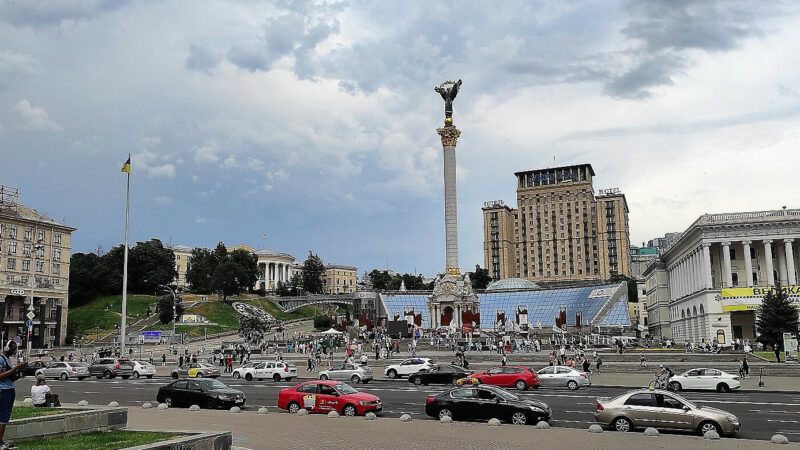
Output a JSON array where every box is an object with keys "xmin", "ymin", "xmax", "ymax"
[
  {"xmin": 195, "ymin": 216, "xmax": 209, "ymax": 224},
  {"xmin": 344, "ymin": 193, "xmax": 354, "ymax": 201},
  {"xmin": 133, "ymin": 149, "xmax": 177, "ymax": 178},
  {"xmin": 13, "ymin": 99, "xmax": 62, "ymax": 131},
  {"xmin": 194, "ymin": 142, "xmax": 219, "ymax": 164},
  {"xmin": 154, "ymin": 195, "xmax": 172, "ymax": 204}
]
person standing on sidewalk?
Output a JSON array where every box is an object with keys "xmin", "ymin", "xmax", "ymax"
[
  {"xmin": 501, "ymin": 354, "xmax": 507, "ymax": 367},
  {"xmin": 162, "ymin": 354, "xmax": 167, "ymax": 367},
  {"xmin": 0, "ymin": 341, "xmax": 27, "ymax": 450},
  {"xmin": 742, "ymin": 354, "xmax": 750, "ymax": 378},
  {"xmin": 595, "ymin": 355, "xmax": 603, "ymax": 373}
]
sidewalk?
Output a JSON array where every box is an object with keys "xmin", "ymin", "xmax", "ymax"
[{"xmin": 125, "ymin": 407, "xmax": 799, "ymax": 450}]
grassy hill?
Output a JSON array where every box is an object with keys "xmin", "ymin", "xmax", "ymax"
[{"xmin": 69, "ymin": 294, "xmax": 161, "ymax": 342}]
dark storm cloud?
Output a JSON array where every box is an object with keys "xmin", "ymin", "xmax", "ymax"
[
  {"xmin": 185, "ymin": 44, "xmax": 221, "ymax": 74},
  {"xmin": 0, "ymin": 0, "xmax": 124, "ymax": 27},
  {"xmin": 604, "ymin": 52, "xmax": 687, "ymax": 99}
]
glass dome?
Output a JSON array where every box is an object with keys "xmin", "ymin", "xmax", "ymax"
[{"xmin": 485, "ymin": 278, "xmax": 540, "ymax": 291}]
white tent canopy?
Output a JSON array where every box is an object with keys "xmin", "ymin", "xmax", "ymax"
[{"xmin": 321, "ymin": 328, "xmax": 343, "ymax": 335}]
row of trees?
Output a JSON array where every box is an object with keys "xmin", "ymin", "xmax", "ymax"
[
  {"xmin": 185, "ymin": 243, "xmax": 258, "ymax": 301},
  {"xmin": 367, "ymin": 265, "xmax": 492, "ymax": 291}
]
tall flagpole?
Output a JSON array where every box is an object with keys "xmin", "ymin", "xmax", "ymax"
[{"xmin": 120, "ymin": 153, "xmax": 130, "ymax": 358}]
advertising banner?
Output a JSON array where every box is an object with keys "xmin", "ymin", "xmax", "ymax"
[
  {"xmin": 784, "ymin": 332, "xmax": 798, "ymax": 360},
  {"xmin": 721, "ymin": 286, "xmax": 800, "ymax": 298}
]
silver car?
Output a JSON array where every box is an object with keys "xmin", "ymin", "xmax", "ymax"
[
  {"xmin": 36, "ymin": 362, "xmax": 90, "ymax": 380},
  {"xmin": 536, "ymin": 366, "xmax": 591, "ymax": 390},
  {"xmin": 318, "ymin": 363, "xmax": 373, "ymax": 384}
]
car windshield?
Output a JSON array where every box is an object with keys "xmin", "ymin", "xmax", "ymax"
[
  {"xmin": 493, "ymin": 389, "xmax": 520, "ymax": 402},
  {"xmin": 334, "ymin": 384, "xmax": 358, "ymax": 395},
  {"xmin": 198, "ymin": 379, "xmax": 228, "ymax": 390}
]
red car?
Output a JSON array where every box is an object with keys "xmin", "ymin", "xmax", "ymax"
[
  {"xmin": 277, "ymin": 380, "xmax": 382, "ymax": 417},
  {"xmin": 469, "ymin": 366, "xmax": 540, "ymax": 390}
]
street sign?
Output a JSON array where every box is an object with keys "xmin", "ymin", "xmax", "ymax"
[
  {"xmin": 13, "ymin": 336, "xmax": 21, "ymax": 344},
  {"xmin": 26, "ymin": 311, "xmax": 35, "ymax": 320},
  {"xmin": 26, "ymin": 320, "xmax": 33, "ymax": 328}
]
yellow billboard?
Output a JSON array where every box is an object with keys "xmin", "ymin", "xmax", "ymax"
[{"xmin": 721, "ymin": 286, "xmax": 800, "ymax": 298}]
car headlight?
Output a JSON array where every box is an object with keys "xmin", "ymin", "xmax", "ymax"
[
  {"xmin": 359, "ymin": 401, "xmax": 373, "ymax": 406},
  {"xmin": 530, "ymin": 406, "xmax": 544, "ymax": 412},
  {"xmin": 726, "ymin": 416, "xmax": 739, "ymax": 424},
  {"xmin": 217, "ymin": 395, "xmax": 232, "ymax": 400}
]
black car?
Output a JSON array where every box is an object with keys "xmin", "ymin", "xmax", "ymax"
[
  {"xmin": 156, "ymin": 379, "xmax": 246, "ymax": 409},
  {"xmin": 408, "ymin": 364, "xmax": 470, "ymax": 386},
  {"xmin": 21, "ymin": 360, "xmax": 49, "ymax": 377},
  {"xmin": 424, "ymin": 385, "xmax": 551, "ymax": 425}
]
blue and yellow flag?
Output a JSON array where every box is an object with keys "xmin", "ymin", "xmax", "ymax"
[{"xmin": 121, "ymin": 155, "xmax": 131, "ymax": 174}]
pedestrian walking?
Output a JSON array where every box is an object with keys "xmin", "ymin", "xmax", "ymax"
[
  {"xmin": 596, "ymin": 355, "xmax": 603, "ymax": 373},
  {"xmin": 161, "ymin": 354, "xmax": 166, "ymax": 367},
  {"xmin": 501, "ymin": 354, "xmax": 507, "ymax": 366},
  {"xmin": 0, "ymin": 340, "xmax": 27, "ymax": 449},
  {"xmin": 639, "ymin": 352, "xmax": 647, "ymax": 368}
]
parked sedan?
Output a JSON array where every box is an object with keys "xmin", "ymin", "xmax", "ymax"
[
  {"xmin": 21, "ymin": 360, "xmax": 49, "ymax": 377},
  {"xmin": 468, "ymin": 366, "xmax": 540, "ymax": 390},
  {"xmin": 595, "ymin": 389, "xmax": 740, "ymax": 436},
  {"xmin": 278, "ymin": 380, "xmax": 382, "ymax": 416},
  {"xmin": 89, "ymin": 358, "xmax": 135, "ymax": 379},
  {"xmin": 408, "ymin": 364, "xmax": 470, "ymax": 386},
  {"xmin": 668, "ymin": 368, "xmax": 741, "ymax": 392},
  {"xmin": 131, "ymin": 361, "xmax": 156, "ymax": 379},
  {"xmin": 424, "ymin": 385, "xmax": 551, "ymax": 425},
  {"xmin": 318, "ymin": 363, "xmax": 373, "ymax": 383},
  {"xmin": 156, "ymin": 379, "xmax": 246, "ymax": 409},
  {"xmin": 170, "ymin": 362, "xmax": 221, "ymax": 379},
  {"xmin": 536, "ymin": 366, "xmax": 591, "ymax": 390},
  {"xmin": 35, "ymin": 362, "xmax": 89, "ymax": 380}
]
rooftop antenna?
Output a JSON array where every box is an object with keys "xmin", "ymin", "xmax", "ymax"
[{"xmin": 263, "ymin": 234, "xmax": 267, "ymax": 250}]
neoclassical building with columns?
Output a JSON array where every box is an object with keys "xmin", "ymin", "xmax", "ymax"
[{"xmin": 644, "ymin": 208, "xmax": 800, "ymax": 344}]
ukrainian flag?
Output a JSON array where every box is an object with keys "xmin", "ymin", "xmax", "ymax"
[{"xmin": 121, "ymin": 155, "xmax": 131, "ymax": 174}]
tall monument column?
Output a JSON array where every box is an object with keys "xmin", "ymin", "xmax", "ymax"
[{"xmin": 438, "ymin": 125, "xmax": 461, "ymax": 276}]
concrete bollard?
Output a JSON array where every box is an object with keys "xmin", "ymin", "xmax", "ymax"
[
  {"xmin": 399, "ymin": 414, "xmax": 412, "ymax": 422},
  {"xmin": 78, "ymin": 400, "xmax": 89, "ymax": 407},
  {"xmin": 771, "ymin": 434, "xmax": 789, "ymax": 445},
  {"xmin": 189, "ymin": 404, "xmax": 200, "ymax": 411},
  {"xmin": 229, "ymin": 406, "xmax": 241, "ymax": 413},
  {"xmin": 588, "ymin": 424, "xmax": 603, "ymax": 433},
  {"xmin": 297, "ymin": 409, "xmax": 309, "ymax": 416},
  {"xmin": 257, "ymin": 407, "xmax": 269, "ymax": 415},
  {"xmin": 488, "ymin": 418, "xmax": 501, "ymax": 427},
  {"xmin": 536, "ymin": 421, "xmax": 550, "ymax": 430},
  {"xmin": 644, "ymin": 427, "xmax": 659, "ymax": 437},
  {"xmin": 440, "ymin": 416, "xmax": 453, "ymax": 424},
  {"xmin": 108, "ymin": 401, "xmax": 119, "ymax": 407},
  {"xmin": 141, "ymin": 402, "xmax": 153, "ymax": 409},
  {"xmin": 365, "ymin": 412, "xmax": 377, "ymax": 420},
  {"xmin": 703, "ymin": 431, "xmax": 720, "ymax": 440},
  {"xmin": 157, "ymin": 403, "xmax": 168, "ymax": 410},
  {"xmin": 328, "ymin": 411, "xmax": 339, "ymax": 418}
]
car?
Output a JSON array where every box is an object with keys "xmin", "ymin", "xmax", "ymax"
[
  {"xmin": 277, "ymin": 380, "xmax": 382, "ymax": 417},
  {"xmin": 536, "ymin": 366, "xmax": 591, "ymax": 390},
  {"xmin": 408, "ymin": 364, "xmax": 470, "ymax": 386},
  {"xmin": 156, "ymin": 378, "xmax": 246, "ymax": 409},
  {"xmin": 35, "ymin": 362, "xmax": 89, "ymax": 380},
  {"xmin": 170, "ymin": 362, "xmax": 221, "ymax": 379},
  {"xmin": 424, "ymin": 385, "xmax": 551, "ymax": 425},
  {"xmin": 131, "ymin": 360, "xmax": 156, "ymax": 379},
  {"xmin": 318, "ymin": 363, "xmax": 373, "ymax": 384},
  {"xmin": 231, "ymin": 362, "xmax": 261, "ymax": 380},
  {"xmin": 384, "ymin": 358, "xmax": 435, "ymax": 379},
  {"xmin": 21, "ymin": 360, "xmax": 50, "ymax": 377},
  {"xmin": 467, "ymin": 366, "xmax": 540, "ymax": 390},
  {"xmin": 668, "ymin": 368, "xmax": 741, "ymax": 392},
  {"xmin": 89, "ymin": 358, "xmax": 135, "ymax": 379},
  {"xmin": 595, "ymin": 389, "xmax": 740, "ymax": 436}
]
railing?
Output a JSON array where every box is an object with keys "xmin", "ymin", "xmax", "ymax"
[{"xmin": 700, "ymin": 208, "xmax": 800, "ymax": 224}]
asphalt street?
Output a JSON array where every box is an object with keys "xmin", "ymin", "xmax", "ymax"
[{"xmin": 12, "ymin": 376, "xmax": 800, "ymax": 442}]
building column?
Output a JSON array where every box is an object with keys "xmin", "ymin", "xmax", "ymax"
[
  {"xmin": 785, "ymin": 239, "xmax": 797, "ymax": 285},
  {"xmin": 701, "ymin": 243, "xmax": 712, "ymax": 289},
  {"xmin": 742, "ymin": 241, "xmax": 753, "ymax": 287},
  {"xmin": 763, "ymin": 240, "xmax": 775, "ymax": 285},
  {"xmin": 777, "ymin": 243, "xmax": 788, "ymax": 285},
  {"xmin": 691, "ymin": 251, "xmax": 699, "ymax": 293},
  {"xmin": 722, "ymin": 242, "xmax": 733, "ymax": 288}
]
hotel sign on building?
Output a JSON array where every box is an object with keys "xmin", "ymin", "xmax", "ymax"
[{"xmin": 720, "ymin": 286, "xmax": 800, "ymax": 312}]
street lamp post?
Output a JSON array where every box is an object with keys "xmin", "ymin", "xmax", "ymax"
[
  {"xmin": 161, "ymin": 285, "xmax": 181, "ymax": 345},
  {"xmin": 26, "ymin": 244, "xmax": 45, "ymax": 359}
]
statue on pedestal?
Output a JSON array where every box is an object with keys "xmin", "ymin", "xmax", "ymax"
[{"xmin": 434, "ymin": 79, "xmax": 462, "ymax": 127}]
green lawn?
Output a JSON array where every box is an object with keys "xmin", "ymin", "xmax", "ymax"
[
  {"xmin": 11, "ymin": 407, "xmax": 70, "ymax": 420},
  {"xmin": 754, "ymin": 351, "xmax": 781, "ymax": 361},
  {"xmin": 69, "ymin": 295, "xmax": 160, "ymax": 340},
  {"xmin": 19, "ymin": 430, "xmax": 176, "ymax": 450}
]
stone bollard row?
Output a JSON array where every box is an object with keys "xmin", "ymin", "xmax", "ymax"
[
  {"xmin": 108, "ymin": 401, "xmax": 119, "ymax": 407},
  {"xmin": 588, "ymin": 424, "xmax": 603, "ymax": 433},
  {"xmin": 399, "ymin": 414, "xmax": 412, "ymax": 422},
  {"xmin": 644, "ymin": 427, "xmax": 659, "ymax": 437},
  {"xmin": 771, "ymin": 434, "xmax": 789, "ymax": 445},
  {"xmin": 297, "ymin": 409, "xmax": 309, "ymax": 416},
  {"xmin": 78, "ymin": 400, "xmax": 89, "ymax": 406},
  {"xmin": 536, "ymin": 421, "xmax": 550, "ymax": 430},
  {"xmin": 365, "ymin": 412, "xmax": 377, "ymax": 420},
  {"xmin": 257, "ymin": 407, "xmax": 269, "ymax": 415},
  {"xmin": 488, "ymin": 418, "xmax": 501, "ymax": 427},
  {"xmin": 157, "ymin": 403, "xmax": 168, "ymax": 410},
  {"xmin": 141, "ymin": 402, "xmax": 153, "ymax": 409},
  {"xmin": 703, "ymin": 431, "xmax": 720, "ymax": 440},
  {"xmin": 189, "ymin": 405, "xmax": 200, "ymax": 411}
]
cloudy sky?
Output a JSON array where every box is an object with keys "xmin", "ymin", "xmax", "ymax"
[{"xmin": 2, "ymin": 0, "xmax": 800, "ymax": 277}]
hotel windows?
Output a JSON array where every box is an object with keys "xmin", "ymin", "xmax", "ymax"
[
  {"xmin": 35, "ymin": 261, "xmax": 44, "ymax": 272},
  {"xmin": 9, "ymin": 225, "xmax": 17, "ymax": 239},
  {"xmin": 53, "ymin": 249, "xmax": 61, "ymax": 261},
  {"xmin": 54, "ymin": 233, "xmax": 62, "ymax": 244},
  {"xmin": 8, "ymin": 242, "xmax": 17, "ymax": 254},
  {"xmin": 24, "ymin": 227, "xmax": 32, "ymax": 241},
  {"xmin": 7, "ymin": 258, "xmax": 16, "ymax": 270},
  {"xmin": 22, "ymin": 260, "xmax": 30, "ymax": 271}
]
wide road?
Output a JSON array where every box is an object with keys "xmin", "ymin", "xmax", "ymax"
[{"xmin": 13, "ymin": 376, "xmax": 800, "ymax": 441}]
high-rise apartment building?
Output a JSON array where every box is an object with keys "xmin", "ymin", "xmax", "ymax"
[{"xmin": 483, "ymin": 163, "xmax": 631, "ymax": 282}]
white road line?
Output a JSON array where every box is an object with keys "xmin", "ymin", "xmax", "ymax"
[
  {"xmin": 768, "ymin": 420, "xmax": 800, "ymax": 424},
  {"xmin": 83, "ymin": 392, "xmax": 99, "ymax": 394},
  {"xmin": 750, "ymin": 410, "xmax": 800, "ymax": 414},
  {"xmin": 564, "ymin": 410, "xmax": 593, "ymax": 414}
]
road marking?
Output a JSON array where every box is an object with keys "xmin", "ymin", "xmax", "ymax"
[
  {"xmin": 83, "ymin": 392, "xmax": 99, "ymax": 394},
  {"xmin": 750, "ymin": 410, "xmax": 800, "ymax": 414},
  {"xmin": 768, "ymin": 420, "xmax": 800, "ymax": 424},
  {"xmin": 564, "ymin": 410, "xmax": 593, "ymax": 414}
]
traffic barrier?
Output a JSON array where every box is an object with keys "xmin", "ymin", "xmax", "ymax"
[
  {"xmin": 78, "ymin": 400, "xmax": 89, "ymax": 406},
  {"xmin": 229, "ymin": 406, "xmax": 241, "ymax": 413},
  {"xmin": 328, "ymin": 411, "xmax": 339, "ymax": 418},
  {"xmin": 703, "ymin": 431, "xmax": 720, "ymax": 440},
  {"xmin": 141, "ymin": 402, "xmax": 153, "ymax": 409},
  {"xmin": 399, "ymin": 414, "xmax": 412, "ymax": 422},
  {"xmin": 108, "ymin": 401, "xmax": 119, "ymax": 407},
  {"xmin": 588, "ymin": 424, "xmax": 603, "ymax": 433},
  {"xmin": 440, "ymin": 416, "xmax": 452, "ymax": 424},
  {"xmin": 644, "ymin": 427, "xmax": 659, "ymax": 437},
  {"xmin": 189, "ymin": 404, "xmax": 200, "ymax": 411},
  {"xmin": 488, "ymin": 418, "xmax": 501, "ymax": 427},
  {"xmin": 257, "ymin": 407, "xmax": 269, "ymax": 415},
  {"xmin": 297, "ymin": 409, "xmax": 309, "ymax": 416},
  {"xmin": 157, "ymin": 403, "xmax": 168, "ymax": 410},
  {"xmin": 536, "ymin": 421, "xmax": 550, "ymax": 430},
  {"xmin": 365, "ymin": 412, "xmax": 377, "ymax": 420},
  {"xmin": 771, "ymin": 434, "xmax": 789, "ymax": 444}
]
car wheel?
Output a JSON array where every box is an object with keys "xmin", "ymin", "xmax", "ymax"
[
  {"xmin": 233, "ymin": 372, "xmax": 241, "ymax": 379},
  {"xmin": 698, "ymin": 421, "xmax": 722, "ymax": 436},
  {"xmin": 122, "ymin": 376, "xmax": 130, "ymax": 380},
  {"xmin": 387, "ymin": 369, "xmax": 397, "ymax": 379},
  {"xmin": 195, "ymin": 373, "xmax": 203, "ymax": 378},
  {"xmin": 171, "ymin": 373, "xmax": 178, "ymax": 380},
  {"xmin": 165, "ymin": 396, "xmax": 174, "ymax": 407},
  {"xmin": 287, "ymin": 402, "xmax": 300, "ymax": 414},
  {"xmin": 413, "ymin": 377, "xmax": 423, "ymax": 386},
  {"xmin": 78, "ymin": 377, "xmax": 87, "ymax": 381},
  {"xmin": 96, "ymin": 376, "xmax": 103, "ymax": 379},
  {"xmin": 342, "ymin": 404, "xmax": 357, "ymax": 417},
  {"xmin": 567, "ymin": 380, "xmax": 579, "ymax": 390},
  {"xmin": 320, "ymin": 374, "xmax": 329, "ymax": 380},
  {"xmin": 438, "ymin": 408, "xmax": 453, "ymax": 420},
  {"xmin": 351, "ymin": 375, "xmax": 360, "ymax": 384},
  {"xmin": 515, "ymin": 380, "xmax": 528, "ymax": 391},
  {"xmin": 273, "ymin": 374, "xmax": 281, "ymax": 382},
  {"xmin": 669, "ymin": 381, "xmax": 682, "ymax": 392},
  {"xmin": 133, "ymin": 371, "xmax": 140, "ymax": 379},
  {"xmin": 146, "ymin": 375, "xmax": 153, "ymax": 379},
  {"xmin": 613, "ymin": 417, "xmax": 633, "ymax": 432},
  {"xmin": 60, "ymin": 372, "xmax": 68, "ymax": 380},
  {"xmin": 511, "ymin": 411, "xmax": 528, "ymax": 425},
  {"xmin": 243, "ymin": 373, "xmax": 252, "ymax": 381},
  {"xmin": 285, "ymin": 377, "xmax": 293, "ymax": 381},
  {"xmin": 104, "ymin": 370, "xmax": 113, "ymax": 379},
  {"xmin": 716, "ymin": 383, "xmax": 730, "ymax": 393}
]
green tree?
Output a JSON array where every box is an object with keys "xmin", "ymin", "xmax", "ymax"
[
  {"xmin": 610, "ymin": 274, "xmax": 639, "ymax": 303},
  {"xmin": 368, "ymin": 270, "xmax": 393, "ymax": 290},
  {"xmin": 229, "ymin": 248, "xmax": 259, "ymax": 292},
  {"xmin": 302, "ymin": 251, "xmax": 325, "ymax": 294},
  {"xmin": 468, "ymin": 265, "xmax": 492, "ymax": 290},
  {"xmin": 157, "ymin": 294, "xmax": 184, "ymax": 325},
  {"xmin": 313, "ymin": 315, "xmax": 332, "ymax": 330},
  {"xmin": 213, "ymin": 242, "xmax": 229, "ymax": 264},
  {"xmin": 756, "ymin": 285, "xmax": 799, "ymax": 361},
  {"xmin": 275, "ymin": 281, "xmax": 291, "ymax": 296},
  {"xmin": 289, "ymin": 272, "xmax": 303, "ymax": 295},
  {"xmin": 186, "ymin": 248, "xmax": 217, "ymax": 294},
  {"xmin": 238, "ymin": 316, "xmax": 270, "ymax": 341},
  {"xmin": 213, "ymin": 261, "xmax": 242, "ymax": 301},
  {"xmin": 127, "ymin": 239, "xmax": 177, "ymax": 293},
  {"xmin": 68, "ymin": 252, "xmax": 106, "ymax": 308}
]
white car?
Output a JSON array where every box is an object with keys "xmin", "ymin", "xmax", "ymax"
[
  {"xmin": 669, "ymin": 368, "xmax": 741, "ymax": 392},
  {"xmin": 384, "ymin": 358, "xmax": 435, "ymax": 379},
  {"xmin": 233, "ymin": 361, "xmax": 297, "ymax": 381},
  {"xmin": 131, "ymin": 361, "xmax": 156, "ymax": 379},
  {"xmin": 232, "ymin": 362, "xmax": 262, "ymax": 381}
]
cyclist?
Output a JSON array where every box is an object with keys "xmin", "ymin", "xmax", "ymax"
[{"xmin": 659, "ymin": 365, "xmax": 674, "ymax": 384}]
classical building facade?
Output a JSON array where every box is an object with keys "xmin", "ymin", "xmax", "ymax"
[
  {"xmin": 0, "ymin": 186, "xmax": 75, "ymax": 348},
  {"xmin": 644, "ymin": 209, "xmax": 800, "ymax": 343},
  {"xmin": 323, "ymin": 264, "xmax": 358, "ymax": 294},
  {"xmin": 167, "ymin": 244, "xmax": 193, "ymax": 288},
  {"xmin": 482, "ymin": 163, "xmax": 632, "ymax": 283}
]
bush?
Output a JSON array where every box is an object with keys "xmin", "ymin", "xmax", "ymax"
[{"xmin": 313, "ymin": 315, "xmax": 331, "ymax": 330}]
